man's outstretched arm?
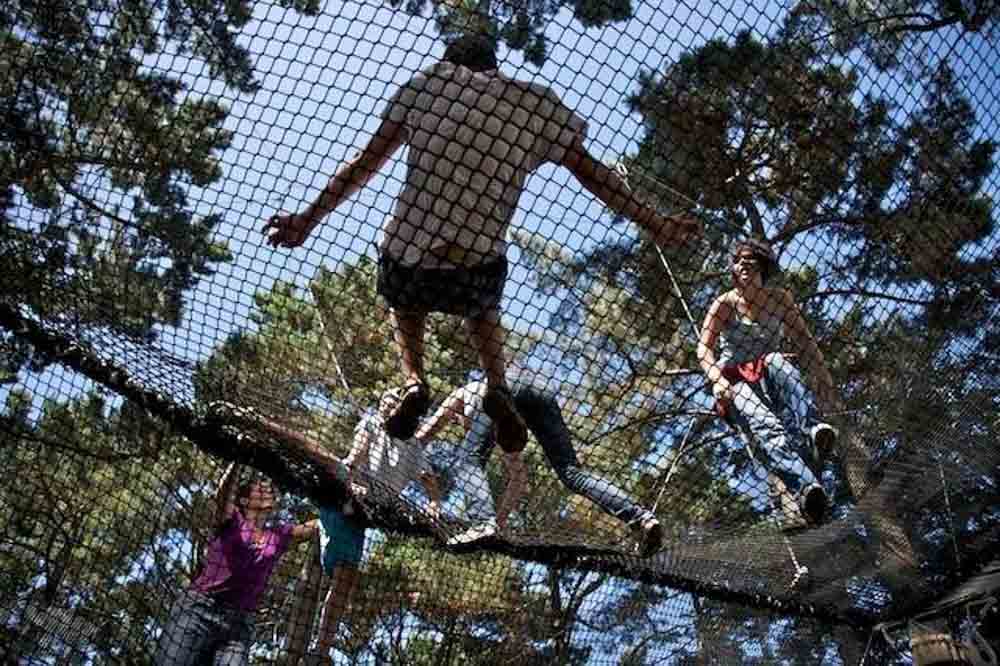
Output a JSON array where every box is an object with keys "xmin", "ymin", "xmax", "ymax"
[
  {"xmin": 560, "ymin": 136, "xmax": 701, "ymax": 248},
  {"xmin": 264, "ymin": 117, "xmax": 404, "ymax": 248}
]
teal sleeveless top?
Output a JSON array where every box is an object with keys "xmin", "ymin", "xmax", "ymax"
[{"xmin": 717, "ymin": 310, "xmax": 784, "ymax": 366}]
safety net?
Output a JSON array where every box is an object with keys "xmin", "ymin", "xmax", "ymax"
[{"xmin": 1, "ymin": 0, "xmax": 999, "ymax": 662}]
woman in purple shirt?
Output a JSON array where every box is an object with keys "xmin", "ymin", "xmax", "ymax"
[{"xmin": 154, "ymin": 463, "xmax": 318, "ymax": 665}]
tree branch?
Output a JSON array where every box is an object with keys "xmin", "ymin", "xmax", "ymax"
[{"xmin": 805, "ymin": 288, "xmax": 933, "ymax": 306}]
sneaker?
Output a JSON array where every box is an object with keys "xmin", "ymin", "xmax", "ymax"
[
  {"xmin": 207, "ymin": 400, "xmax": 258, "ymax": 421},
  {"xmin": 810, "ymin": 423, "xmax": 838, "ymax": 461},
  {"xmin": 789, "ymin": 564, "xmax": 811, "ymax": 590},
  {"xmin": 384, "ymin": 383, "xmax": 431, "ymax": 440},
  {"xmin": 482, "ymin": 386, "xmax": 528, "ymax": 453},
  {"xmin": 447, "ymin": 521, "xmax": 497, "ymax": 546},
  {"xmin": 631, "ymin": 514, "xmax": 664, "ymax": 558},
  {"xmin": 800, "ymin": 485, "xmax": 828, "ymax": 526}
]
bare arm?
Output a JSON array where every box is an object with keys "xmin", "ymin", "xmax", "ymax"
[
  {"xmin": 254, "ymin": 414, "xmax": 348, "ymax": 481},
  {"xmin": 290, "ymin": 518, "xmax": 320, "ymax": 544},
  {"xmin": 697, "ymin": 295, "xmax": 735, "ymax": 404},
  {"xmin": 778, "ymin": 290, "xmax": 841, "ymax": 414},
  {"xmin": 344, "ymin": 422, "xmax": 373, "ymax": 495},
  {"xmin": 420, "ymin": 472, "xmax": 442, "ymax": 520},
  {"xmin": 214, "ymin": 462, "xmax": 241, "ymax": 528},
  {"xmin": 560, "ymin": 136, "xmax": 700, "ymax": 247},
  {"xmin": 414, "ymin": 388, "xmax": 467, "ymax": 443},
  {"xmin": 264, "ymin": 118, "xmax": 404, "ymax": 248}
]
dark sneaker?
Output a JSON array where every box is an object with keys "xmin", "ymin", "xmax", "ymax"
[
  {"xmin": 631, "ymin": 515, "xmax": 664, "ymax": 558},
  {"xmin": 810, "ymin": 423, "xmax": 839, "ymax": 461},
  {"xmin": 482, "ymin": 386, "xmax": 528, "ymax": 453},
  {"xmin": 384, "ymin": 383, "xmax": 431, "ymax": 440},
  {"xmin": 801, "ymin": 485, "xmax": 829, "ymax": 526}
]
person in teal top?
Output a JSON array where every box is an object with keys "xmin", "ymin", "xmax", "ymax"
[
  {"xmin": 221, "ymin": 396, "xmax": 439, "ymax": 664},
  {"xmin": 697, "ymin": 239, "xmax": 843, "ymax": 526}
]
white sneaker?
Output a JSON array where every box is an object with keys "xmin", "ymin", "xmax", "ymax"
[
  {"xmin": 810, "ymin": 423, "xmax": 839, "ymax": 460},
  {"xmin": 208, "ymin": 400, "xmax": 258, "ymax": 422},
  {"xmin": 447, "ymin": 522, "xmax": 497, "ymax": 546},
  {"xmin": 630, "ymin": 515, "xmax": 664, "ymax": 558}
]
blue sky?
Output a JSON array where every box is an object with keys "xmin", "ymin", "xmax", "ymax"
[
  {"xmin": 9, "ymin": 0, "xmax": 997, "ymax": 412},
  {"xmin": 151, "ymin": 0, "xmax": 786, "ymax": 368}
]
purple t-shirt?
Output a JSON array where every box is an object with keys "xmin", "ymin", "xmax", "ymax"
[{"xmin": 191, "ymin": 510, "xmax": 294, "ymax": 612}]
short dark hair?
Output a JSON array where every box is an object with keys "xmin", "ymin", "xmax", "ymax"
[
  {"xmin": 443, "ymin": 34, "xmax": 498, "ymax": 72},
  {"xmin": 731, "ymin": 239, "xmax": 778, "ymax": 284}
]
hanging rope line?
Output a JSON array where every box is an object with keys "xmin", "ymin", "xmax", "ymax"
[{"xmin": 2, "ymin": 0, "xmax": 998, "ymax": 662}]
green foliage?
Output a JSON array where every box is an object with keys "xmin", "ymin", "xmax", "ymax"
[
  {"xmin": 391, "ymin": 0, "xmax": 632, "ymax": 66},
  {"xmin": 0, "ymin": 390, "xmax": 219, "ymax": 661},
  {"xmin": 0, "ymin": 0, "xmax": 309, "ymax": 370},
  {"xmin": 786, "ymin": 0, "xmax": 1000, "ymax": 72}
]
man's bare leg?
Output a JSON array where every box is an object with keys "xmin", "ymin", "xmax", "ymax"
[
  {"xmin": 384, "ymin": 309, "xmax": 432, "ymax": 438},
  {"xmin": 315, "ymin": 565, "xmax": 362, "ymax": 657},
  {"xmin": 465, "ymin": 309, "xmax": 527, "ymax": 454},
  {"xmin": 465, "ymin": 308, "xmax": 506, "ymax": 390},
  {"xmin": 391, "ymin": 309, "xmax": 427, "ymax": 387}
]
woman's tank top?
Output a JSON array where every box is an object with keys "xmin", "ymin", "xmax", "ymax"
[{"xmin": 717, "ymin": 309, "xmax": 784, "ymax": 367}]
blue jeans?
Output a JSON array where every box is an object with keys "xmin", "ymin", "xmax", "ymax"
[
  {"xmin": 153, "ymin": 590, "xmax": 252, "ymax": 666},
  {"xmin": 727, "ymin": 353, "xmax": 822, "ymax": 497},
  {"xmin": 431, "ymin": 379, "xmax": 651, "ymax": 526},
  {"xmin": 427, "ymin": 421, "xmax": 498, "ymax": 524}
]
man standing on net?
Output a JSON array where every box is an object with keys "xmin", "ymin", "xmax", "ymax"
[
  {"xmin": 697, "ymin": 239, "xmax": 843, "ymax": 527},
  {"xmin": 264, "ymin": 33, "xmax": 700, "ymax": 452},
  {"xmin": 415, "ymin": 368, "xmax": 664, "ymax": 557}
]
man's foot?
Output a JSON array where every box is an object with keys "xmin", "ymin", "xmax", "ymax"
[
  {"xmin": 384, "ymin": 383, "xmax": 431, "ymax": 440},
  {"xmin": 810, "ymin": 423, "xmax": 839, "ymax": 461},
  {"xmin": 631, "ymin": 514, "xmax": 664, "ymax": 558},
  {"xmin": 447, "ymin": 521, "xmax": 498, "ymax": 546},
  {"xmin": 800, "ymin": 484, "xmax": 829, "ymax": 526},
  {"xmin": 482, "ymin": 386, "xmax": 528, "ymax": 452}
]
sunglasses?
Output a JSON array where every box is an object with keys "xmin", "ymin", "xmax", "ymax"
[{"xmin": 733, "ymin": 255, "xmax": 760, "ymax": 269}]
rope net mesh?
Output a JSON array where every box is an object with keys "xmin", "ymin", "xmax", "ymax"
[{"xmin": 1, "ymin": 0, "xmax": 998, "ymax": 662}]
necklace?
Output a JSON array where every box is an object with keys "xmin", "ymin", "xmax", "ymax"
[{"xmin": 243, "ymin": 525, "xmax": 270, "ymax": 552}]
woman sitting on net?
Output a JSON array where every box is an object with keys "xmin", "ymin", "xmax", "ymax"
[{"xmin": 697, "ymin": 239, "xmax": 842, "ymax": 526}]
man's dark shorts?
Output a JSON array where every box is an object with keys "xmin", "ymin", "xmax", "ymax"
[{"xmin": 377, "ymin": 254, "xmax": 508, "ymax": 318}]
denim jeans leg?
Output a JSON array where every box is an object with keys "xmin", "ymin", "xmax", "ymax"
[
  {"xmin": 730, "ymin": 379, "xmax": 818, "ymax": 497},
  {"xmin": 556, "ymin": 463, "xmax": 648, "ymax": 525},
  {"xmin": 152, "ymin": 590, "xmax": 218, "ymax": 666},
  {"xmin": 213, "ymin": 613, "xmax": 253, "ymax": 666},
  {"xmin": 763, "ymin": 353, "xmax": 822, "ymax": 440},
  {"xmin": 512, "ymin": 383, "xmax": 648, "ymax": 525}
]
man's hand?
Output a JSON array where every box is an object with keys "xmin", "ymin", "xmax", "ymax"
[
  {"xmin": 647, "ymin": 213, "xmax": 702, "ymax": 248},
  {"xmin": 349, "ymin": 481, "xmax": 369, "ymax": 499},
  {"xmin": 263, "ymin": 212, "xmax": 313, "ymax": 249}
]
